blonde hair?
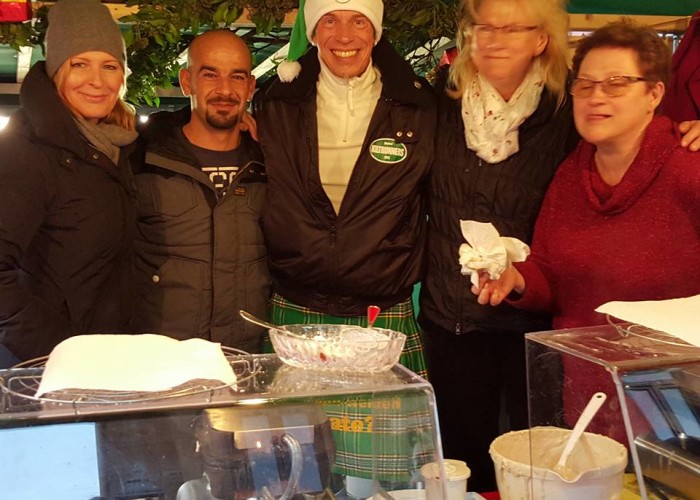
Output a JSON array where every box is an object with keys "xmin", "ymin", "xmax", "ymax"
[
  {"xmin": 53, "ymin": 60, "xmax": 136, "ymax": 131},
  {"xmin": 448, "ymin": 0, "xmax": 569, "ymax": 106}
]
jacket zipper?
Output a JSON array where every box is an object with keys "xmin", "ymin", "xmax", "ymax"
[
  {"xmin": 327, "ymin": 99, "xmax": 389, "ymax": 304},
  {"xmin": 456, "ymin": 119, "xmax": 483, "ymax": 335},
  {"xmin": 301, "ymin": 103, "xmax": 341, "ymax": 300},
  {"xmin": 338, "ymin": 98, "xmax": 390, "ymax": 219},
  {"xmin": 210, "ymin": 159, "xmax": 264, "ymax": 327},
  {"xmin": 455, "ymin": 159, "xmax": 482, "ymax": 336},
  {"xmin": 329, "ymin": 223, "xmax": 337, "ymax": 246},
  {"xmin": 219, "ymin": 160, "xmax": 263, "ymax": 200}
]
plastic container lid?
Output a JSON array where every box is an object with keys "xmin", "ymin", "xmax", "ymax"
[{"xmin": 421, "ymin": 459, "xmax": 471, "ymax": 481}]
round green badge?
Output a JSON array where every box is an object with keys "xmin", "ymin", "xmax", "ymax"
[{"xmin": 370, "ymin": 138, "xmax": 408, "ymax": 164}]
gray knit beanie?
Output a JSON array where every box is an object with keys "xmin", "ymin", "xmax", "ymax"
[{"xmin": 45, "ymin": 0, "xmax": 126, "ymax": 78}]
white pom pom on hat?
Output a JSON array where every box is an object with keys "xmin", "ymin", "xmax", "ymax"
[{"xmin": 278, "ymin": 60, "xmax": 303, "ymax": 82}]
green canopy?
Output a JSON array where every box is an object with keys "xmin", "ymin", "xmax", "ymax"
[{"xmin": 568, "ymin": 0, "xmax": 700, "ymax": 16}]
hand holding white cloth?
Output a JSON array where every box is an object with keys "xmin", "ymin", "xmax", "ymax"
[
  {"xmin": 458, "ymin": 220, "xmax": 530, "ymax": 287},
  {"xmin": 36, "ymin": 334, "xmax": 237, "ymax": 397}
]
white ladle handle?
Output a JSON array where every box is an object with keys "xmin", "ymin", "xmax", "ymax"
[{"xmin": 555, "ymin": 391, "xmax": 607, "ymax": 470}]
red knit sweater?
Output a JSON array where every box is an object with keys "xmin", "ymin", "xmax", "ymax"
[
  {"xmin": 511, "ymin": 116, "xmax": 700, "ymax": 444},
  {"xmin": 513, "ymin": 115, "xmax": 700, "ymax": 329}
]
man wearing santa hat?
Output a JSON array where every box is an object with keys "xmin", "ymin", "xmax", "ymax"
[{"xmin": 255, "ymin": 0, "xmax": 435, "ymax": 378}]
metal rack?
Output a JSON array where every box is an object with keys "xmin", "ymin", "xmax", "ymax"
[
  {"xmin": 607, "ymin": 315, "xmax": 696, "ymax": 349},
  {"xmin": 0, "ymin": 347, "xmax": 261, "ymax": 409}
]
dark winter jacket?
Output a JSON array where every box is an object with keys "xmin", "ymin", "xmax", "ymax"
[
  {"xmin": 419, "ymin": 82, "xmax": 579, "ymax": 336},
  {"xmin": 0, "ymin": 62, "xmax": 138, "ymax": 361},
  {"xmin": 254, "ymin": 38, "xmax": 436, "ymax": 316},
  {"xmin": 131, "ymin": 108, "xmax": 270, "ymax": 353},
  {"xmin": 664, "ymin": 11, "xmax": 700, "ymax": 122}
]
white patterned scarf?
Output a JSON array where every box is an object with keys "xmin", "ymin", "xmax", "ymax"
[{"xmin": 462, "ymin": 62, "xmax": 545, "ymax": 163}]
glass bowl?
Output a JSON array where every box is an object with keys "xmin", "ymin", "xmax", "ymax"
[{"xmin": 269, "ymin": 324, "xmax": 406, "ymax": 373}]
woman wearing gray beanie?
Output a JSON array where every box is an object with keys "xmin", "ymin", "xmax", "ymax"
[{"xmin": 0, "ymin": 0, "xmax": 138, "ymax": 366}]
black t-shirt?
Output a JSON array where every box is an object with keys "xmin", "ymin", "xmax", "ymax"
[{"xmin": 177, "ymin": 128, "xmax": 250, "ymax": 197}]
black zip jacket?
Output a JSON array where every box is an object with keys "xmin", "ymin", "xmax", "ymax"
[
  {"xmin": 254, "ymin": 39, "xmax": 436, "ymax": 316},
  {"xmin": 0, "ymin": 62, "xmax": 137, "ymax": 361},
  {"xmin": 419, "ymin": 79, "xmax": 579, "ymax": 335},
  {"xmin": 132, "ymin": 108, "xmax": 270, "ymax": 352}
]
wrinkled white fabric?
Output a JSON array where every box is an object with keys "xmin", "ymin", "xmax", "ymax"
[
  {"xmin": 36, "ymin": 334, "xmax": 236, "ymax": 397},
  {"xmin": 462, "ymin": 62, "xmax": 545, "ymax": 163},
  {"xmin": 458, "ymin": 220, "xmax": 530, "ymax": 286},
  {"xmin": 596, "ymin": 295, "xmax": 700, "ymax": 346}
]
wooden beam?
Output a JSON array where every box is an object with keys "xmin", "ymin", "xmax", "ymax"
[
  {"xmin": 36, "ymin": 5, "xmax": 689, "ymax": 32},
  {"xmin": 569, "ymin": 13, "xmax": 691, "ymax": 31},
  {"xmin": 103, "ymin": 3, "xmax": 297, "ymax": 27},
  {"xmin": 34, "ymin": 2, "xmax": 138, "ymax": 18}
]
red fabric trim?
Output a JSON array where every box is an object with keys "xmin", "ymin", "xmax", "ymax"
[
  {"xmin": 479, "ymin": 493, "xmax": 500, "ymax": 500},
  {"xmin": 438, "ymin": 47, "xmax": 458, "ymax": 67},
  {"xmin": 0, "ymin": 2, "xmax": 31, "ymax": 23}
]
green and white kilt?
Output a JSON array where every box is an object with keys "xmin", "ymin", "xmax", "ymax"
[
  {"xmin": 265, "ymin": 293, "xmax": 433, "ymax": 482},
  {"xmin": 321, "ymin": 392, "xmax": 437, "ymax": 482}
]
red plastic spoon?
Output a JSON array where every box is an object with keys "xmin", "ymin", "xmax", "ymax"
[{"xmin": 367, "ymin": 305, "xmax": 381, "ymax": 328}]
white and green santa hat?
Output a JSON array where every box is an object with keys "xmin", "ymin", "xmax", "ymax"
[{"xmin": 277, "ymin": 0, "xmax": 385, "ymax": 82}]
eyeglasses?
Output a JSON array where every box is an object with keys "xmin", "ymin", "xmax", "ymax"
[
  {"xmin": 570, "ymin": 76, "xmax": 649, "ymax": 98},
  {"xmin": 471, "ymin": 24, "xmax": 540, "ymax": 37}
]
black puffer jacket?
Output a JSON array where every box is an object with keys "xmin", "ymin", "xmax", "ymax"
[
  {"xmin": 419, "ymin": 81, "xmax": 579, "ymax": 335},
  {"xmin": 255, "ymin": 39, "xmax": 436, "ymax": 315},
  {"xmin": 132, "ymin": 108, "xmax": 270, "ymax": 352},
  {"xmin": 0, "ymin": 62, "xmax": 138, "ymax": 361}
]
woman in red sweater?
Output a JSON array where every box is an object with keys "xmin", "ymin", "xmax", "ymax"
[
  {"xmin": 476, "ymin": 20, "xmax": 700, "ymax": 328},
  {"xmin": 475, "ymin": 20, "xmax": 700, "ymax": 443}
]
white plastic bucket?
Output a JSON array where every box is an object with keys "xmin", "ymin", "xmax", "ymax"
[{"xmin": 489, "ymin": 426, "xmax": 628, "ymax": 500}]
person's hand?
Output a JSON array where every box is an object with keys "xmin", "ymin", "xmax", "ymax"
[
  {"xmin": 240, "ymin": 111, "xmax": 259, "ymax": 142},
  {"xmin": 471, "ymin": 267, "xmax": 525, "ymax": 306},
  {"xmin": 679, "ymin": 120, "xmax": 700, "ymax": 151}
]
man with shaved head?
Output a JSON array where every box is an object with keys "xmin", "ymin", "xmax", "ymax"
[{"xmin": 131, "ymin": 30, "xmax": 270, "ymax": 352}]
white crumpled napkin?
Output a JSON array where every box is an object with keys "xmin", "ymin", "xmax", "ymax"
[
  {"xmin": 458, "ymin": 220, "xmax": 530, "ymax": 287},
  {"xmin": 36, "ymin": 334, "xmax": 236, "ymax": 397}
]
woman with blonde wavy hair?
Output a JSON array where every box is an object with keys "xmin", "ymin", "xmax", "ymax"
[
  {"xmin": 0, "ymin": 0, "xmax": 138, "ymax": 367},
  {"xmin": 448, "ymin": 0, "xmax": 570, "ymax": 105},
  {"xmin": 419, "ymin": 0, "xmax": 700, "ymax": 491}
]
